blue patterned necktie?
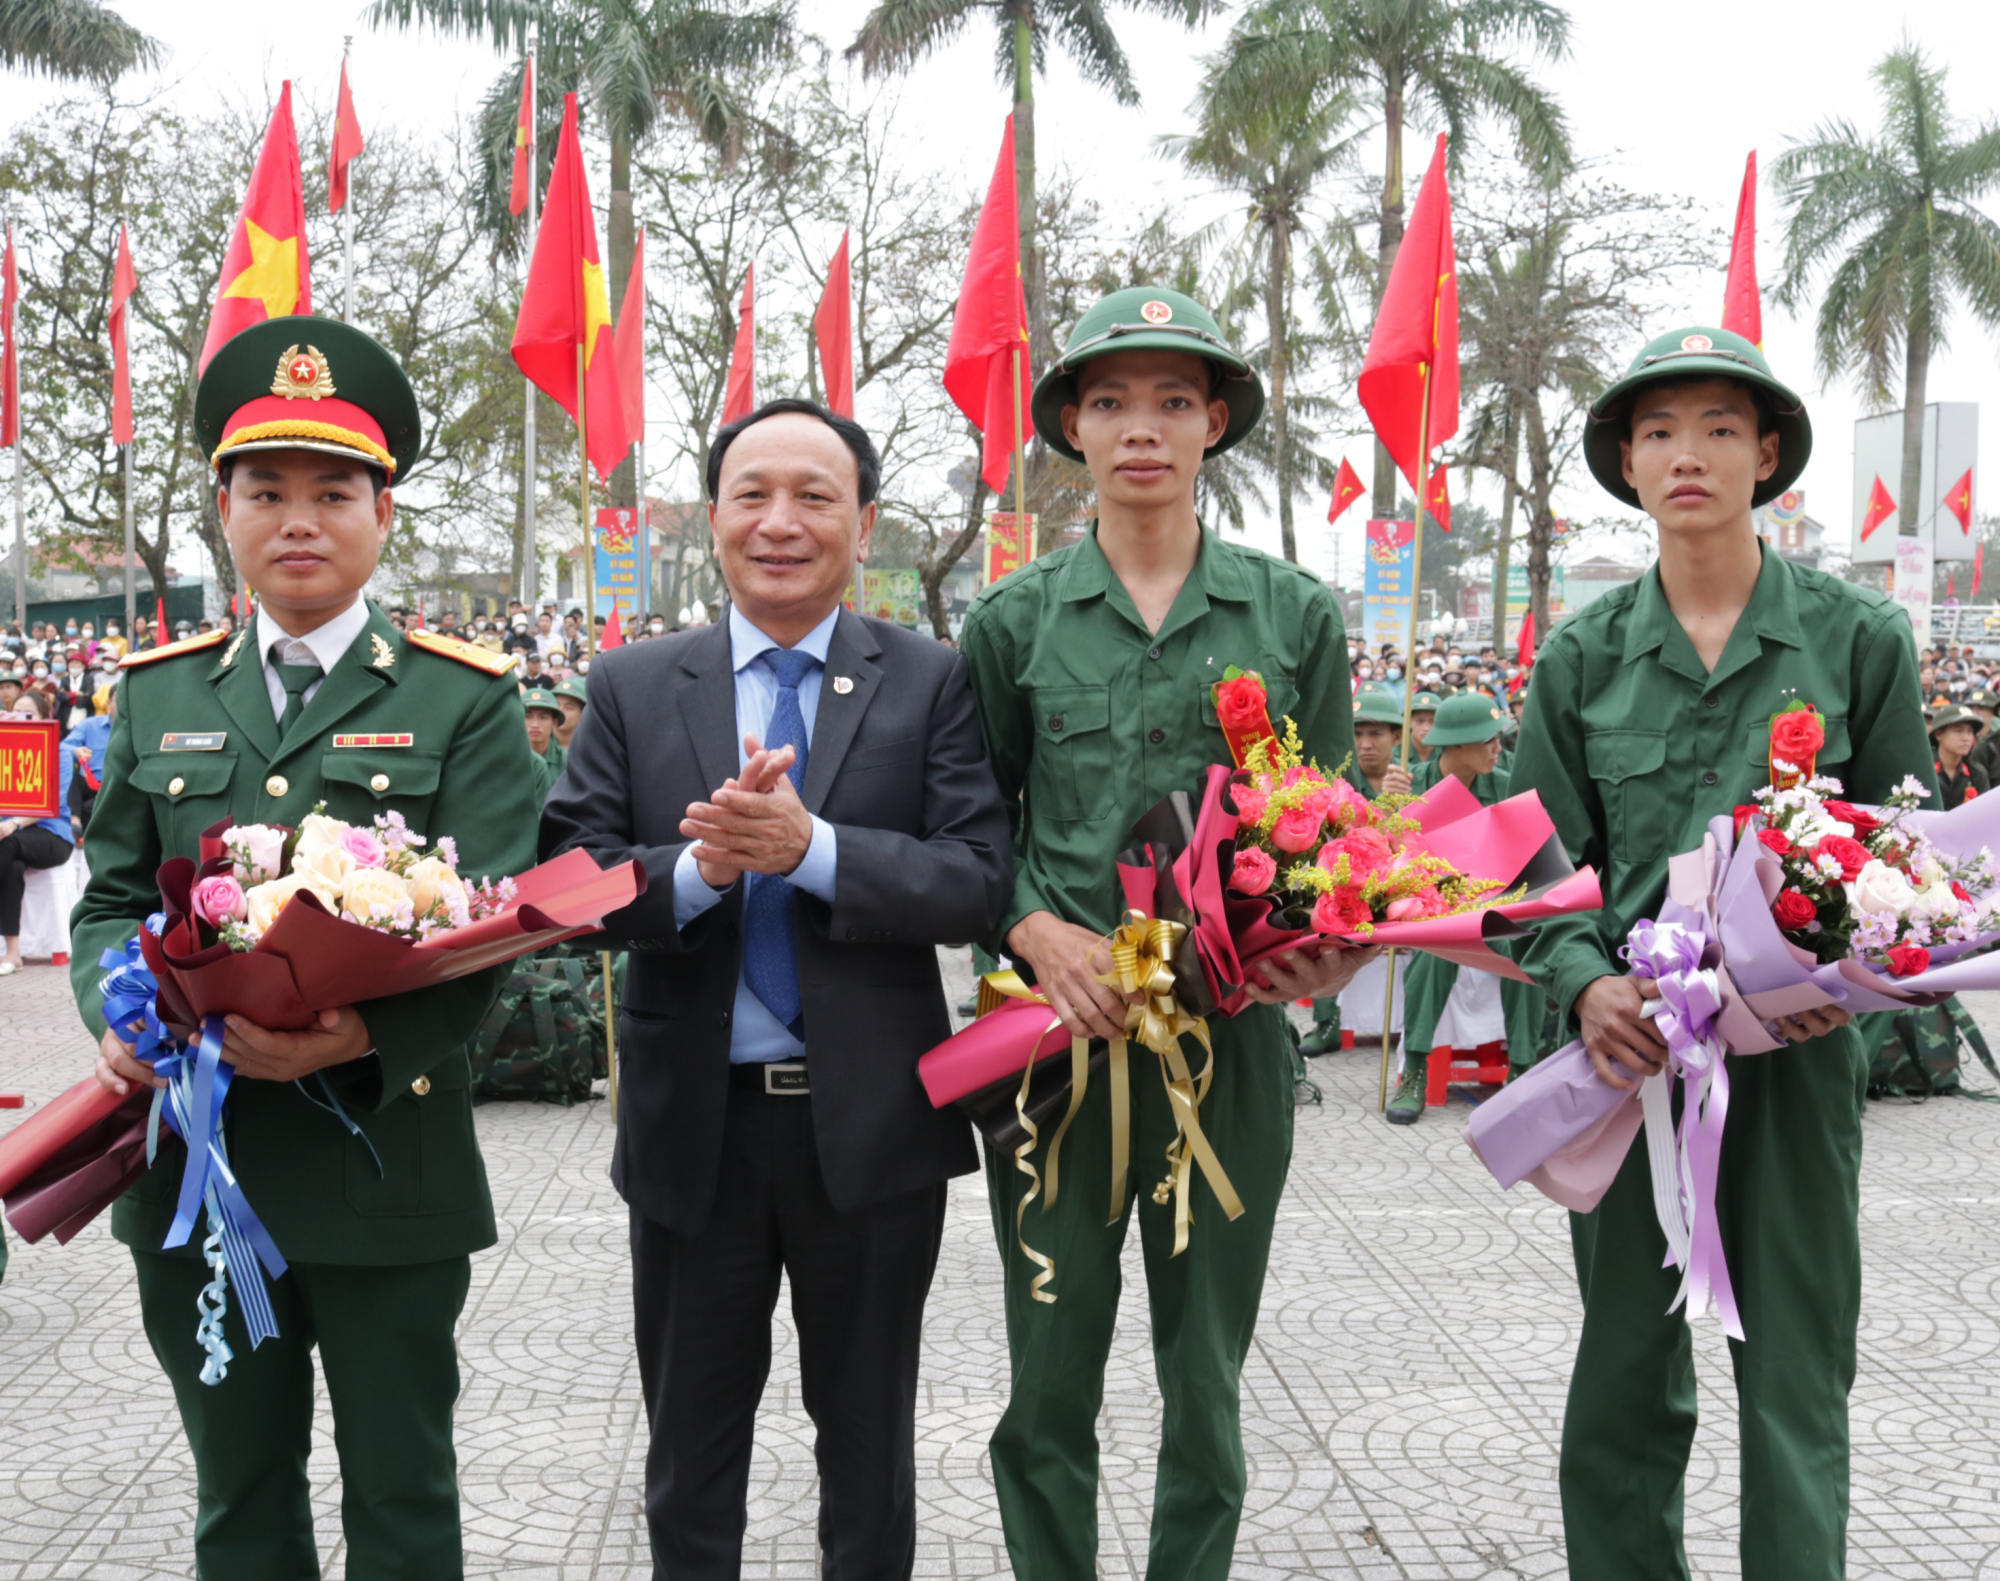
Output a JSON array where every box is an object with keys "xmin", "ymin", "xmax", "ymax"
[{"xmin": 741, "ymin": 647, "xmax": 815, "ymax": 1041}]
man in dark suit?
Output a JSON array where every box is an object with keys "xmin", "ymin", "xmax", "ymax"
[{"xmin": 541, "ymin": 398, "xmax": 1013, "ymax": 1581}]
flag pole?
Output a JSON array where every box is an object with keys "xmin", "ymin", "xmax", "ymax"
[
  {"xmin": 120, "ymin": 219, "xmax": 135, "ymax": 640},
  {"xmin": 340, "ymin": 37, "xmax": 356, "ymax": 324},
  {"xmin": 579, "ymin": 343, "xmax": 596, "ymax": 663},
  {"xmin": 1378, "ymin": 354, "xmax": 1435, "ymax": 1113},
  {"xmin": 8, "ymin": 215, "xmax": 23, "ymax": 631},
  {"xmin": 1011, "ymin": 337, "xmax": 1030, "ymax": 562},
  {"xmin": 521, "ymin": 31, "xmax": 539, "ymax": 611}
]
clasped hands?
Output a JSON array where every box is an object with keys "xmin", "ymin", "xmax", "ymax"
[
  {"xmin": 1576, "ymin": 973, "xmax": 1854, "ymax": 1091},
  {"xmin": 680, "ymin": 732, "xmax": 815, "ymax": 889},
  {"xmin": 95, "ymin": 1007, "xmax": 375, "ymax": 1095},
  {"xmin": 1007, "ymin": 909, "xmax": 1382, "ymax": 1043}
]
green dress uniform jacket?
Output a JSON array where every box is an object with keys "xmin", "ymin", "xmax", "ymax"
[
  {"xmin": 1505, "ymin": 543, "xmax": 1935, "ymax": 1581},
  {"xmin": 1400, "ymin": 756, "xmax": 1544, "ymax": 1065},
  {"xmin": 70, "ymin": 601, "xmax": 546, "ymax": 1267},
  {"xmin": 960, "ymin": 523, "xmax": 1353, "ymax": 1581}
]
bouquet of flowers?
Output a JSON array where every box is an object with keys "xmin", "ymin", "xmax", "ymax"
[
  {"xmin": 1463, "ymin": 699, "xmax": 2000, "ymax": 1340},
  {"xmin": 0, "ymin": 818, "xmax": 642, "ymax": 1381}
]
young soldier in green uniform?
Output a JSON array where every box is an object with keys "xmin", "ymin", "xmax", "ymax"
[
  {"xmin": 959, "ymin": 287, "xmax": 1376, "ymax": 1581},
  {"xmin": 76, "ymin": 316, "xmax": 543, "ymax": 1581},
  {"xmin": 522, "ymin": 685, "xmax": 568, "ymax": 801},
  {"xmin": 1507, "ymin": 326, "xmax": 1935, "ymax": 1580},
  {"xmin": 1386, "ymin": 693, "xmax": 1545, "ymax": 1124}
]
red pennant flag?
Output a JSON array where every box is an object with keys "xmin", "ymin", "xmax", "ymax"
[
  {"xmin": 722, "ymin": 264, "xmax": 756, "ymax": 424},
  {"xmin": 1722, "ymin": 151, "xmax": 1761, "ymax": 345},
  {"xmin": 815, "ymin": 230, "xmax": 854, "ymax": 418},
  {"xmin": 1358, "ymin": 133, "xmax": 1459, "ymax": 505},
  {"xmin": 945, "ymin": 115, "xmax": 1029, "ymax": 494},
  {"xmin": 1327, "ymin": 457, "xmax": 1365, "ymax": 523},
  {"xmin": 1517, "ymin": 609, "xmax": 1536, "ymax": 667},
  {"xmin": 613, "ymin": 226, "xmax": 645, "ymax": 448},
  {"xmin": 1860, "ymin": 474, "xmax": 1897, "ymax": 540},
  {"xmin": 329, "ymin": 59, "xmax": 365, "ymax": 215},
  {"xmin": 109, "ymin": 224, "xmax": 137, "ymax": 446},
  {"xmin": 1943, "ymin": 467, "xmax": 1974, "ymax": 533},
  {"xmin": 600, "ymin": 604, "xmax": 623, "ymax": 650},
  {"xmin": 1948, "ymin": 573, "xmax": 1957, "ymax": 600},
  {"xmin": 155, "ymin": 595, "xmax": 167, "ymax": 641},
  {"xmin": 511, "ymin": 93, "xmax": 629, "ymax": 481},
  {"xmin": 0, "ymin": 219, "xmax": 15, "ymax": 450},
  {"xmin": 508, "ymin": 56, "xmax": 534, "ymax": 217},
  {"xmin": 1424, "ymin": 464, "xmax": 1452, "ymax": 534},
  {"xmin": 200, "ymin": 82, "xmax": 311, "ymax": 373}
]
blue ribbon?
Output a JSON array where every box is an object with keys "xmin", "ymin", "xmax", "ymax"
[{"xmin": 99, "ymin": 924, "xmax": 289, "ymax": 1382}]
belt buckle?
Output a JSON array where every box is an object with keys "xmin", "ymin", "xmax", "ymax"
[{"xmin": 763, "ymin": 1062, "xmax": 809, "ymax": 1096}]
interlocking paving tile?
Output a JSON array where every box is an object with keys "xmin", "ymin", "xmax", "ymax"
[{"xmin": 3, "ymin": 957, "xmax": 1996, "ymax": 1578}]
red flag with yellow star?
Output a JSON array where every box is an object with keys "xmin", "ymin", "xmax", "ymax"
[
  {"xmin": 199, "ymin": 82, "xmax": 311, "ymax": 374},
  {"xmin": 1860, "ymin": 474, "xmax": 1897, "ymax": 540},
  {"xmin": 1326, "ymin": 457, "xmax": 1365, "ymax": 523},
  {"xmin": 1943, "ymin": 468, "xmax": 1974, "ymax": 534},
  {"xmin": 1424, "ymin": 464, "xmax": 1452, "ymax": 533},
  {"xmin": 508, "ymin": 56, "xmax": 534, "ymax": 217},
  {"xmin": 512, "ymin": 93, "xmax": 628, "ymax": 481}
]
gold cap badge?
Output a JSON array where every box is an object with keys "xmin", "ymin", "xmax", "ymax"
[
  {"xmin": 1140, "ymin": 300, "xmax": 1174, "ymax": 324},
  {"xmin": 271, "ymin": 345, "xmax": 336, "ymax": 401}
]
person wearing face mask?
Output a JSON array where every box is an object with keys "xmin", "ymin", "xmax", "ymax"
[{"xmin": 101, "ymin": 621, "xmax": 129, "ymax": 662}]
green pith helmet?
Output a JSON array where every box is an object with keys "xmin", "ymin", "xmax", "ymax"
[
  {"xmin": 1032, "ymin": 287, "xmax": 1265, "ymax": 464},
  {"xmin": 1353, "ymin": 690, "xmax": 1405, "ymax": 727},
  {"xmin": 1584, "ymin": 326, "xmax": 1810, "ymax": 510},
  {"xmin": 1967, "ymin": 687, "xmax": 1998, "ymax": 712},
  {"xmin": 195, "ymin": 315, "xmax": 422, "ymax": 478},
  {"xmin": 521, "ymin": 687, "xmax": 563, "ymax": 719},
  {"xmin": 554, "ymin": 676, "xmax": 588, "ymax": 705},
  {"xmin": 1929, "ymin": 703, "xmax": 1982, "ymax": 739},
  {"xmin": 1411, "ymin": 690, "xmax": 1443, "ymax": 714},
  {"xmin": 1425, "ymin": 691, "xmax": 1509, "ymax": 747}
]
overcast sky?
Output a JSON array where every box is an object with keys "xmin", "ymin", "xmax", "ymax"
[{"xmin": 7, "ymin": 1, "xmax": 1999, "ymax": 585}]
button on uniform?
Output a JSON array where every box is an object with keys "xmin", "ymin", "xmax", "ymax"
[
  {"xmin": 266, "ymin": 774, "xmax": 288, "ymax": 797},
  {"xmin": 370, "ymin": 773, "xmax": 390, "ymax": 792},
  {"xmin": 410, "ymin": 1075, "xmax": 431, "ymax": 1096},
  {"xmin": 168, "ymin": 776, "xmax": 185, "ymax": 796}
]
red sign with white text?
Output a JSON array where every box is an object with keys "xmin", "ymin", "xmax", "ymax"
[{"xmin": 0, "ymin": 719, "xmax": 59, "ymax": 817}]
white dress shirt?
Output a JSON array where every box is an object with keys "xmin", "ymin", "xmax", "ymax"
[
  {"xmin": 672, "ymin": 604, "xmax": 841, "ymax": 1063},
  {"xmin": 256, "ymin": 597, "xmax": 372, "ymax": 723}
]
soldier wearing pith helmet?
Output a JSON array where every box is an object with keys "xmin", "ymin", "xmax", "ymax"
[
  {"xmin": 71, "ymin": 315, "xmax": 544, "ymax": 1581},
  {"xmin": 1506, "ymin": 324, "xmax": 1934, "ymax": 1579},
  {"xmin": 960, "ymin": 285, "xmax": 1370, "ymax": 1581}
]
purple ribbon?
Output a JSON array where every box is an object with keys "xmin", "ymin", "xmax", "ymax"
[{"xmin": 1622, "ymin": 918, "xmax": 1743, "ymax": 1340}]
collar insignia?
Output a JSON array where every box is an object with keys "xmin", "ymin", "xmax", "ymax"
[
  {"xmin": 220, "ymin": 627, "xmax": 249, "ymax": 668},
  {"xmin": 271, "ymin": 345, "xmax": 336, "ymax": 401},
  {"xmin": 370, "ymin": 633, "xmax": 396, "ymax": 669}
]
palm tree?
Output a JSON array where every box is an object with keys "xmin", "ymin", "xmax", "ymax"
[
  {"xmin": 1162, "ymin": 94, "xmax": 1359, "ymax": 563},
  {"xmin": 845, "ymin": 0, "xmax": 1218, "ymax": 367},
  {"xmin": 1773, "ymin": 40, "xmax": 2000, "ymax": 541},
  {"xmin": 0, "ymin": 0, "xmax": 157, "ymax": 80},
  {"xmin": 1205, "ymin": 0, "xmax": 1573, "ymax": 513}
]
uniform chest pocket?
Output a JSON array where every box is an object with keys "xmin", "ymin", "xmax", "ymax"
[
  {"xmin": 1585, "ymin": 728, "xmax": 1669, "ymax": 864},
  {"xmin": 320, "ymin": 749, "xmax": 443, "ymax": 826},
  {"xmin": 1197, "ymin": 666, "xmax": 1300, "ymax": 736},
  {"xmin": 1745, "ymin": 714, "xmax": 1851, "ymax": 771},
  {"xmin": 1030, "ymin": 684, "xmax": 1114, "ymax": 822},
  {"xmin": 131, "ymin": 753, "xmax": 237, "ymax": 854}
]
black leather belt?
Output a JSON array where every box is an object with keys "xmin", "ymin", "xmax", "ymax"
[{"xmin": 728, "ymin": 1061, "xmax": 809, "ymax": 1096}]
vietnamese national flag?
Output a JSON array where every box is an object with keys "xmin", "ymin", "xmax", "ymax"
[
  {"xmin": 1327, "ymin": 457, "xmax": 1365, "ymax": 523},
  {"xmin": 613, "ymin": 226, "xmax": 645, "ymax": 451},
  {"xmin": 1944, "ymin": 467, "xmax": 1974, "ymax": 533},
  {"xmin": 110, "ymin": 225, "xmax": 137, "ymax": 446},
  {"xmin": 1424, "ymin": 464, "xmax": 1452, "ymax": 534},
  {"xmin": 945, "ymin": 114, "xmax": 1030, "ymax": 494},
  {"xmin": 599, "ymin": 604, "xmax": 623, "ymax": 650},
  {"xmin": 511, "ymin": 93, "xmax": 628, "ymax": 481},
  {"xmin": 815, "ymin": 229, "xmax": 855, "ymax": 418},
  {"xmin": 329, "ymin": 59, "xmax": 365, "ymax": 215},
  {"xmin": 199, "ymin": 82, "xmax": 311, "ymax": 374},
  {"xmin": 1517, "ymin": 609, "xmax": 1536, "ymax": 668},
  {"xmin": 508, "ymin": 56, "xmax": 535, "ymax": 217},
  {"xmin": 1722, "ymin": 151, "xmax": 1761, "ymax": 345},
  {"xmin": 721, "ymin": 264, "xmax": 756, "ymax": 424},
  {"xmin": 1, "ymin": 219, "xmax": 15, "ymax": 449},
  {"xmin": 1358, "ymin": 133, "xmax": 1458, "ymax": 507},
  {"xmin": 1860, "ymin": 474, "xmax": 1897, "ymax": 540}
]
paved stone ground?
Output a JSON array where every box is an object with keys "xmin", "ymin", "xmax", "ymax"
[{"xmin": 3, "ymin": 954, "xmax": 1999, "ymax": 1579}]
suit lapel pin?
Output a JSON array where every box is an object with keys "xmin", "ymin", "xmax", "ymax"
[{"xmin": 833, "ymin": 675, "xmax": 854, "ymax": 695}]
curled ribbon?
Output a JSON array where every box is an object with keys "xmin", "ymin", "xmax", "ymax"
[
  {"xmin": 1623, "ymin": 918, "xmax": 1742, "ymax": 1340},
  {"xmin": 979, "ymin": 970, "xmax": 1085, "ymax": 1305},
  {"xmin": 100, "ymin": 925, "xmax": 289, "ymax": 1382}
]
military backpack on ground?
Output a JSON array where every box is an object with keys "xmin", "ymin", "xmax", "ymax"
[{"xmin": 467, "ymin": 945, "xmax": 623, "ymax": 1104}]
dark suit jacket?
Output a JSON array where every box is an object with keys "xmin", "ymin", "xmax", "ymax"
[{"xmin": 541, "ymin": 608, "xmax": 1013, "ymax": 1234}]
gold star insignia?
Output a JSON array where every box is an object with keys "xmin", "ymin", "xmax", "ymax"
[
  {"xmin": 582, "ymin": 259, "xmax": 612, "ymax": 367},
  {"xmin": 221, "ymin": 220, "xmax": 302, "ymax": 319}
]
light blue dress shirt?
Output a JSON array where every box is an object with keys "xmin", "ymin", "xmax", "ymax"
[{"xmin": 672, "ymin": 605, "xmax": 841, "ymax": 1063}]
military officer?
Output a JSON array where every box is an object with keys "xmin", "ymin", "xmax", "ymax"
[
  {"xmin": 522, "ymin": 685, "xmax": 567, "ymax": 800},
  {"xmin": 1386, "ymin": 693, "xmax": 1545, "ymax": 1124},
  {"xmin": 959, "ymin": 286, "xmax": 1376, "ymax": 1581},
  {"xmin": 1506, "ymin": 326, "xmax": 1934, "ymax": 1580},
  {"xmin": 74, "ymin": 315, "xmax": 543, "ymax": 1581}
]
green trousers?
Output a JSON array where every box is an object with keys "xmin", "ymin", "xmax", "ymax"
[
  {"xmin": 134, "ymin": 1249, "xmax": 473, "ymax": 1581},
  {"xmin": 985, "ymin": 1007, "xmax": 1294, "ymax": 1581},
  {"xmin": 1561, "ymin": 1030, "xmax": 1867, "ymax": 1580}
]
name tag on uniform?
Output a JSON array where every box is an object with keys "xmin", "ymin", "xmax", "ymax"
[
  {"xmin": 332, "ymin": 733, "xmax": 414, "ymax": 748},
  {"xmin": 159, "ymin": 732, "xmax": 226, "ymax": 752}
]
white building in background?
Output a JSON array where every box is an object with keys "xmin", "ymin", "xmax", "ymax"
[{"xmin": 1755, "ymin": 489, "xmax": 1828, "ymax": 572}]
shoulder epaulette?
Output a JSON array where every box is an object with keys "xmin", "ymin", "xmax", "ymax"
[
  {"xmin": 120, "ymin": 628, "xmax": 230, "ymax": 669},
  {"xmin": 405, "ymin": 627, "xmax": 517, "ymax": 675}
]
